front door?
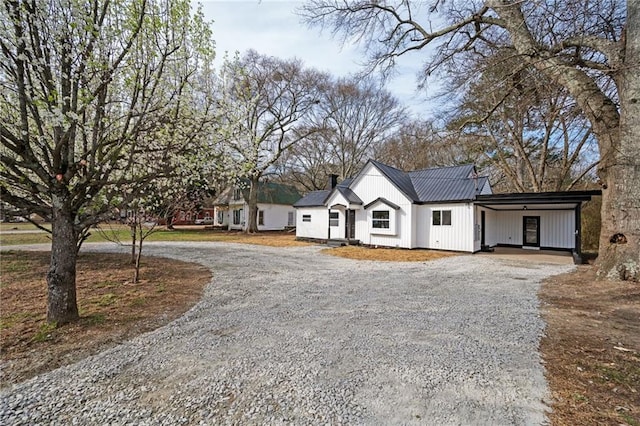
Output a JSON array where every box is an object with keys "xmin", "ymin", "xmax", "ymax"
[
  {"xmin": 523, "ymin": 216, "xmax": 540, "ymax": 247},
  {"xmin": 345, "ymin": 209, "xmax": 356, "ymax": 239}
]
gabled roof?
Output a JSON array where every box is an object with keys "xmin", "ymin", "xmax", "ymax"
[
  {"xmin": 371, "ymin": 160, "xmax": 486, "ymax": 203},
  {"xmin": 211, "ymin": 187, "xmax": 232, "ymax": 206},
  {"xmin": 364, "ymin": 197, "xmax": 400, "ymax": 210},
  {"xmin": 293, "ymin": 179, "xmax": 353, "ymax": 208},
  {"xmin": 336, "ymin": 186, "xmax": 363, "ymax": 205},
  {"xmin": 369, "ymin": 160, "xmax": 420, "ymax": 202},
  {"xmin": 214, "ymin": 180, "xmax": 301, "ymax": 206},
  {"xmin": 294, "ymin": 161, "xmax": 490, "ymax": 208}
]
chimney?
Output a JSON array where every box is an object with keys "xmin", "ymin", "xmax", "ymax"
[{"xmin": 327, "ymin": 174, "xmax": 338, "ymax": 190}]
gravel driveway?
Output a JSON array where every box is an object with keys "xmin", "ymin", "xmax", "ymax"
[{"xmin": 0, "ymin": 242, "xmax": 573, "ymax": 425}]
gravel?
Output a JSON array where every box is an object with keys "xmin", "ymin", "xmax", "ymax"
[{"xmin": 0, "ymin": 242, "xmax": 573, "ymax": 425}]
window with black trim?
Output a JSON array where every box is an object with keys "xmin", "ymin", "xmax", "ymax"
[
  {"xmin": 258, "ymin": 210, "xmax": 264, "ymax": 226},
  {"xmin": 302, "ymin": 214, "xmax": 311, "ymax": 222},
  {"xmin": 329, "ymin": 212, "xmax": 339, "ymax": 227},
  {"xmin": 233, "ymin": 188, "xmax": 242, "ymax": 200},
  {"xmin": 433, "ymin": 210, "xmax": 452, "ymax": 226},
  {"xmin": 372, "ymin": 210, "xmax": 390, "ymax": 229}
]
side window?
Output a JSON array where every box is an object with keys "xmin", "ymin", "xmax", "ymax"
[
  {"xmin": 258, "ymin": 210, "xmax": 264, "ymax": 226},
  {"xmin": 302, "ymin": 214, "xmax": 311, "ymax": 222},
  {"xmin": 433, "ymin": 210, "xmax": 452, "ymax": 226},
  {"xmin": 442, "ymin": 210, "xmax": 452, "ymax": 225},
  {"xmin": 432, "ymin": 210, "xmax": 441, "ymax": 226}
]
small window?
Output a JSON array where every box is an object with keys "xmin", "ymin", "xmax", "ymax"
[
  {"xmin": 329, "ymin": 212, "xmax": 339, "ymax": 227},
  {"xmin": 442, "ymin": 210, "xmax": 451, "ymax": 225},
  {"xmin": 433, "ymin": 210, "xmax": 452, "ymax": 226},
  {"xmin": 233, "ymin": 188, "xmax": 242, "ymax": 200},
  {"xmin": 302, "ymin": 214, "xmax": 311, "ymax": 222},
  {"xmin": 372, "ymin": 210, "xmax": 390, "ymax": 229},
  {"xmin": 287, "ymin": 211, "xmax": 294, "ymax": 226},
  {"xmin": 258, "ymin": 210, "xmax": 264, "ymax": 226}
]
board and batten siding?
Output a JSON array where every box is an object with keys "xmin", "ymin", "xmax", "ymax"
[
  {"xmin": 415, "ymin": 203, "xmax": 475, "ymax": 252},
  {"xmin": 295, "ymin": 207, "xmax": 328, "ymax": 239},
  {"xmin": 487, "ymin": 209, "xmax": 575, "ymax": 249},
  {"xmin": 349, "ymin": 163, "xmax": 414, "ymax": 248}
]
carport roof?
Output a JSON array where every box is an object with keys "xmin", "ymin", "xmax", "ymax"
[{"xmin": 476, "ymin": 190, "xmax": 601, "ymax": 208}]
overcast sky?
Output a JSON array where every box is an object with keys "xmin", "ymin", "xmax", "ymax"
[{"xmin": 196, "ymin": 0, "xmax": 439, "ymax": 118}]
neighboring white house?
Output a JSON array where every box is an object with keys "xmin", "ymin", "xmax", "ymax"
[
  {"xmin": 212, "ymin": 180, "xmax": 300, "ymax": 231},
  {"xmin": 294, "ymin": 160, "xmax": 599, "ymax": 260}
]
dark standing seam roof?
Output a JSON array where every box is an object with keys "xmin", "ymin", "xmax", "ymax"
[
  {"xmin": 293, "ymin": 190, "xmax": 330, "ymax": 207},
  {"xmin": 293, "ymin": 180, "xmax": 354, "ymax": 208},
  {"xmin": 336, "ymin": 186, "xmax": 363, "ymax": 204},
  {"xmin": 294, "ymin": 161, "xmax": 490, "ymax": 207},
  {"xmin": 370, "ymin": 160, "xmax": 420, "ymax": 201}
]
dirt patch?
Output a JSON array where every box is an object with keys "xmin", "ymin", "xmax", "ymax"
[
  {"xmin": 321, "ymin": 245, "xmax": 457, "ymax": 262},
  {"xmin": 540, "ymin": 265, "xmax": 640, "ymax": 425},
  {"xmin": 0, "ymin": 251, "xmax": 210, "ymax": 388}
]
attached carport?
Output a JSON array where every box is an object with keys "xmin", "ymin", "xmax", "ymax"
[{"xmin": 475, "ymin": 190, "xmax": 601, "ymax": 264}]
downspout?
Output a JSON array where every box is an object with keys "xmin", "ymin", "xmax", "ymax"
[{"xmin": 327, "ymin": 208, "xmax": 331, "ymax": 242}]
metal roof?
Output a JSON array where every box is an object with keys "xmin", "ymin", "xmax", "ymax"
[
  {"xmin": 214, "ymin": 181, "xmax": 301, "ymax": 206},
  {"xmin": 370, "ymin": 160, "xmax": 420, "ymax": 201},
  {"xmin": 476, "ymin": 190, "xmax": 601, "ymax": 205},
  {"xmin": 293, "ymin": 190, "xmax": 330, "ymax": 207},
  {"xmin": 295, "ymin": 161, "xmax": 494, "ymax": 207},
  {"xmin": 336, "ymin": 186, "xmax": 363, "ymax": 205}
]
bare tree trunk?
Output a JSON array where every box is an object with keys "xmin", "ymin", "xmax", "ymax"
[
  {"xmin": 46, "ymin": 192, "xmax": 79, "ymax": 325},
  {"xmin": 130, "ymin": 219, "xmax": 137, "ymax": 265},
  {"xmin": 596, "ymin": 3, "xmax": 640, "ymax": 281},
  {"xmin": 134, "ymin": 223, "xmax": 143, "ymax": 283},
  {"xmin": 246, "ymin": 177, "xmax": 259, "ymax": 233}
]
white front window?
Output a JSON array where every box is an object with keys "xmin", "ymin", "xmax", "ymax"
[{"xmin": 372, "ymin": 210, "xmax": 390, "ymax": 229}]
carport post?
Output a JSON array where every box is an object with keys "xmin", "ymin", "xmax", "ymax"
[{"xmin": 574, "ymin": 204, "xmax": 582, "ymax": 264}]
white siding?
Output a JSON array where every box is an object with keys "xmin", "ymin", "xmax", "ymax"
[
  {"xmin": 295, "ymin": 207, "xmax": 328, "ymax": 239},
  {"xmin": 257, "ymin": 203, "xmax": 296, "ymax": 231},
  {"xmin": 487, "ymin": 209, "xmax": 575, "ymax": 249},
  {"xmin": 349, "ymin": 163, "xmax": 414, "ymax": 248},
  {"xmin": 415, "ymin": 203, "xmax": 475, "ymax": 252}
]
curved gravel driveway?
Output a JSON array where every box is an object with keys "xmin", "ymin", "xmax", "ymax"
[{"xmin": 0, "ymin": 242, "xmax": 573, "ymax": 425}]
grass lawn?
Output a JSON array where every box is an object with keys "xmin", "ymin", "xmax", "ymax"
[{"xmin": 0, "ymin": 224, "xmax": 311, "ymax": 247}]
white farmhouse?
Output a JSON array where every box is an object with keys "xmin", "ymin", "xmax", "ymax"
[
  {"xmin": 294, "ymin": 160, "xmax": 599, "ymax": 261},
  {"xmin": 212, "ymin": 180, "xmax": 300, "ymax": 231}
]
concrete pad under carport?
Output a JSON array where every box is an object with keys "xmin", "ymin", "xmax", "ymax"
[{"xmin": 476, "ymin": 246, "xmax": 574, "ymax": 265}]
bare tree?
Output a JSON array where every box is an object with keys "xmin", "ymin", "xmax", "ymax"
[
  {"xmin": 214, "ymin": 50, "xmax": 324, "ymax": 232},
  {"xmin": 285, "ymin": 75, "xmax": 404, "ymax": 189},
  {"xmin": 0, "ymin": 0, "xmax": 216, "ymax": 323},
  {"xmin": 375, "ymin": 119, "xmax": 482, "ymax": 171},
  {"xmin": 301, "ymin": 0, "xmax": 639, "ymax": 281},
  {"xmin": 445, "ymin": 53, "xmax": 600, "ymax": 192}
]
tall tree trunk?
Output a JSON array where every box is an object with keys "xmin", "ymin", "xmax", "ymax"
[
  {"xmin": 596, "ymin": 2, "xmax": 640, "ymax": 281},
  {"xmin": 246, "ymin": 177, "xmax": 259, "ymax": 233},
  {"xmin": 46, "ymin": 192, "xmax": 79, "ymax": 324}
]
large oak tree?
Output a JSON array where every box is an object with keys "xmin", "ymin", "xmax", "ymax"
[{"xmin": 302, "ymin": 0, "xmax": 639, "ymax": 281}]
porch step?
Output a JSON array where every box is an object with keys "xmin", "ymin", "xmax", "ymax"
[{"xmin": 327, "ymin": 239, "xmax": 360, "ymax": 247}]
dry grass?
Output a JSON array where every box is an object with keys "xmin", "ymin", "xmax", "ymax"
[
  {"xmin": 321, "ymin": 245, "xmax": 457, "ymax": 262},
  {"xmin": 540, "ymin": 266, "xmax": 640, "ymax": 425},
  {"xmin": 0, "ymin": 251, "xmax": 211, "ymax": 388}
]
